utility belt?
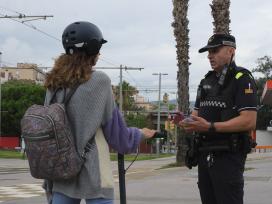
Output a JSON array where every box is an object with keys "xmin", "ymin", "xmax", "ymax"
[
  {"xmin": 184, "ymin": 133, "xmax": 255, "ymax": 169},
  {"xmin": 198, "ymin": 134, "xmax": 252, "ymax": 153}
]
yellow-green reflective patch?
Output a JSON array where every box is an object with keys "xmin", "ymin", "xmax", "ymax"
[{"xmin": 235, "ymin": 72, "xmax": 243, "ymax": 79}]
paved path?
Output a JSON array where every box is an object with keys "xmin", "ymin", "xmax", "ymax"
[{"xmin": 0, "ymin": 152, "xmax": 271, "ymax": 204}]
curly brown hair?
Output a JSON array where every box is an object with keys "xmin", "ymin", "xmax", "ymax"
[{"xmin": 44, "ymin": 53, "xmax": 98, "ymax": 90}]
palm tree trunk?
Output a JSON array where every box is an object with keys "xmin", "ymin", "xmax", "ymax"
[
  {"xmin": 172, "ymin": 0, "xmax": 190, "ymax": 165},
  {"xmin": 210, "ymin": 0, "xmax": 231, "ymax": 34}
]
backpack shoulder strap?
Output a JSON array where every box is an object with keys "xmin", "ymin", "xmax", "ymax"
[
  {"xmin": 64, "ymin": 84, "xmax": 80, "ymax": 105},
  {"xmin": 49, "ymin": 84, "xmax": 80, "ymax": 105},
  {"xmin": 49, "ymin": 87, "xmax": 64, "ymax": 105}
]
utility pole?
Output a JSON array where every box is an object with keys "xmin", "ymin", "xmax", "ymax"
[
  {"xmin": 0, "ymin": 52, "xmax": 2, "ymax": 136},
  {"xmin": 152, "ymin": 73, "xmax": 168, "ymax": 156},
  {"xmin": 0, "ymin": 14, "xmax": 53, "ymax": 22},
  {"xmin": 166, "ymin": 95, "xmax": 171, "ymax": 153},
  {"xmin": 0, "ymin": 13, "xmax": 58, "ymax": 41},
  {"xmin": 119, "ymin": 66, "xmax": 123, "ymax": 113},
  {"xmin": 95, "ymin": 66, "xmax": 143, "ymax": 114},
  {"xmin": 95, "ymin": 65, "xmax": 143, "ymax": 204},
  {"xmin": 169, "ymin": 91, "xmax": 178, "ymax": 149}
]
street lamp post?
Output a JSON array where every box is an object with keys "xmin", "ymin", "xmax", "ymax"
[
  {"xmin": 152, "ymin": 72, "xmax": 168, "ymax": 156},
  {"xmin": 168, "ymin": 91, "xmax": 178, "ymax": 150}
]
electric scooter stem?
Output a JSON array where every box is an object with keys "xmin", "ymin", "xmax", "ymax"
[{"xmin": 118, "ymin": 153, "xmax": 126, "ymax": 204}]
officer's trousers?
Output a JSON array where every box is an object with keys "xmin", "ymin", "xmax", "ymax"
[{"xmin": 198, "ymin": 151, "xmax": 247, "ymax": 204}]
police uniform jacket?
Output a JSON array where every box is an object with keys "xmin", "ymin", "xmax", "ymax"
[{"xmin": 194, "ymin": 62, "xmax": 257, "ymax": 140}]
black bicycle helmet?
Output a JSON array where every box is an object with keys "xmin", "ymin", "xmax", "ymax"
[{"xmin": 62, "ymin": 21, "xmax": 107, "ymax": 56}]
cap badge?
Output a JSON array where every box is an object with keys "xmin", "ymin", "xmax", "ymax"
[{"xmin": 208, "ymin": 36, "xmax": 214, "ymax": 43}]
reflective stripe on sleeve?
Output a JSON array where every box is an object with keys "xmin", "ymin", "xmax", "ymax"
[{"xmin": 235, "ymin": 72, "xmax": 244, "ymax": 79}]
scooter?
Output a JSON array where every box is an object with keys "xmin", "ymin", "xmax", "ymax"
[{"xmin": 117, "ymin": 132, "xmax": 166, "ymax": 204}]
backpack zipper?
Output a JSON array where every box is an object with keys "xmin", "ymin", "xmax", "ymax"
[
  {"xmin": 55, "ymin": 103, "xmax": 65, "ymax": 111},
  {"xmin": 24, "ymin": 114, "xmax": 59, "ymax": 149},
  {"xmin": 24, "ymin": 114, "xmax": 47, "ymax": 121},
  {"xmin": 22, "ymin": 133, "xmax": 53, "ymax": 141},
  {"xmin": 45, "ymin": 114, "xmax": 60, "ymax": 149}
]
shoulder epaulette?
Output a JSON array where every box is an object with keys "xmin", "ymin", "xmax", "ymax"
[
  {"xmin": 234, "ymin": 66, "xmax": 254, "ymax": 80},
  {"xmin": 235, "ymin": 72, "xmax": 244, "ymax": 79}
]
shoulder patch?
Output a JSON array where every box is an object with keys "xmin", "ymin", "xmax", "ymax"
[
  {"xmin": 235, "ymin": 72, "xmax": 243, "ymax": 79},
  {"xmin": 234, "ymin": 66, "xmax": 254, "ymax": 80},
  {"xmin": 244, "ymin": 83, "xmax": 254, "ymax": 94}
]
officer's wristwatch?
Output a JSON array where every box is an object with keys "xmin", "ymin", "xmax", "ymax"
[{"xmin": 208, "ymin": 122, "xmax": 216, "ymax": 132}]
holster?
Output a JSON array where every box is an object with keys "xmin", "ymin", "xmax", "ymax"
[
  {"xmin": 185, "ymin": 134, "xmax": 200, "ymax": 169},
  {"xmin": 241, "ymin": 134, "xmax": 257, "ymax": 154}
]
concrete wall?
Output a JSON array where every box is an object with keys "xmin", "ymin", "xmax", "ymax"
[{"xmin": 256, "ymin": 130, "xmax": 272, "ymax": 146}]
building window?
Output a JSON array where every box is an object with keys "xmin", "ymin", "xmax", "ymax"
[
  {"xmin": 1, "ymin": 72, "xmax": 5, "ymax": 78},
  {"xmin": 8, "ymin": 72, "xmax": 13, "ymax": 80}
]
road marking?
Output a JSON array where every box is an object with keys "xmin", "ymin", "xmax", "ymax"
[
  {"xmin": 0, "ymin": 167, "xmax": 29, "ymax": 175},
  {"xmin": 0, "ymin": 183, "xmax": 44, "ymax": 202}
]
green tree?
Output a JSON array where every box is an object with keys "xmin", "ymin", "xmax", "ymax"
[
  {"xmin": 252, "ymin": 56, "xmax": 272, "ymax": 130},
  {"xmin": 114, "ymin": 81, "xmax": 138, "ymax": 111},
  {"xmin": 252, "ymin": 56, "xmax": 272, "ymax": 79},
  {"xmin": 168, "ymin": 104, "xmax": 177, "ymax": 111},
  {"xmin": 1, "ymin": 80, "xmax": 45, "ymax": 136},
  {"xmin": 125, "ymin": 113, "xmax": 151, "ymax": 129}
]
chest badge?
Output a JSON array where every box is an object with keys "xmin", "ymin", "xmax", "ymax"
[{"xmin": 245, "ymin": 83, "xmax": 253, "ymax": 94}]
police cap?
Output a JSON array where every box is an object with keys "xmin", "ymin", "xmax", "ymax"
[{"xmin": 199, "ymin": 33, "xmax": 236, "ymax": 53}]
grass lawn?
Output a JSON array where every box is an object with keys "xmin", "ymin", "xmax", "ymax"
[
  {"xmin": 0, "ymin": 149, "xmax": 25, "ymax": 159},
  {"xmin": 0, "ymin": 149, "xmax": 175, "ymax": 161},
  {"xmin": 110, "ymin": 153, "xmax": 174, "ymax": 161}
]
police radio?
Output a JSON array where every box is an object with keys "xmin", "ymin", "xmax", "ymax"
[
  {"xmin": 218, "ymin": 54, "xmax": 234, "ymax": 87},
  {"xmin": 218, "ymin": 66, "xmax": 228, "ymax": 86}
]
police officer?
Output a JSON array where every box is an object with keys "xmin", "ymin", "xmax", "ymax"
[{"xmin": 180, "ymin": 33, "xmax": 257, "ymax": 204}]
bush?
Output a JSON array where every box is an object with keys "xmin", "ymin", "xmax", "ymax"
[{"xmin": 1, "ymin": 80, "xmax": 45, "ymax": 136}]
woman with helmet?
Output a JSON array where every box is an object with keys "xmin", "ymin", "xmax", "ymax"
[{"xmin": 43, "ymin": 21, "xmax": 156, "ymax": 204}]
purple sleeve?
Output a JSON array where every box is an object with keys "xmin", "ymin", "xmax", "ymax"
[{"xmin": 102, "ymin": 107, "xmax": 143, "ymax": 154}]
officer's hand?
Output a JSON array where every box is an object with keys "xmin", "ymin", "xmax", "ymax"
[
  {"xmin": 179, "ymin": 115, "xmax": 210, "ymax": 133},
  {"xmin": 179, "ymin": 117, "xmax": 195, "ymax": 132},
  {"xmin": 141, "ymin": 128, "xmax": 157, "ymax": 139}
]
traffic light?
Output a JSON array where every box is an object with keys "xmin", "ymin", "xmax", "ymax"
[
  {"xmin": 163, "ymin": 93, "xmax": 169, "ymax": 103},
  {"xmin": 165, "ymin": 121, "xmax": 175, "ymax": 130}
]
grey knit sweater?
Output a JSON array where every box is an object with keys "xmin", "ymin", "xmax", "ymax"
[{"xmin": 44, "ymin": 71, "xmax": 143, "ymax": 199}]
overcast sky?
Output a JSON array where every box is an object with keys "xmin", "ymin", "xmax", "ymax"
[{"xmin": 1, "ymin": 0, "xmax": 272, "ymax": 101}]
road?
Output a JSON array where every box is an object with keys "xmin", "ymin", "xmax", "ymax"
[{"xmin": 0, "ymin": 152, "xmax": 272, "ymax": 204}]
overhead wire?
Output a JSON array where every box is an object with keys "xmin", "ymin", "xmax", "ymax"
[
  {"xmin": 0, "ymin": 6, "xmax": 188, "ymax": 98},
  {"xmin": 0, "ymin": 12, "xmax": 61, "ymax": 42},
  {"xmin": 0, "ymin": 6, "xmax": 124, "ymax": 67},
  {"xmin": 124, "ymin": 70, "xmax": 141, "ymax": 87}
]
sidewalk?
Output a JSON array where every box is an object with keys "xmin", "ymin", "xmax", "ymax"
[
  {"xmin": 1, "ymin": 151, "xmax": 271, "ymax": 168},
  {"xmin": 247, "ymin": 151, "xmax": 272, "ymax": 160},
  {"xmin": 114, "ymin": 152, "xmax": 272, "ymax": 204},
  {"xmin": 1, "ymin": 152, "xmax": 272, "ymax": 204}
]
